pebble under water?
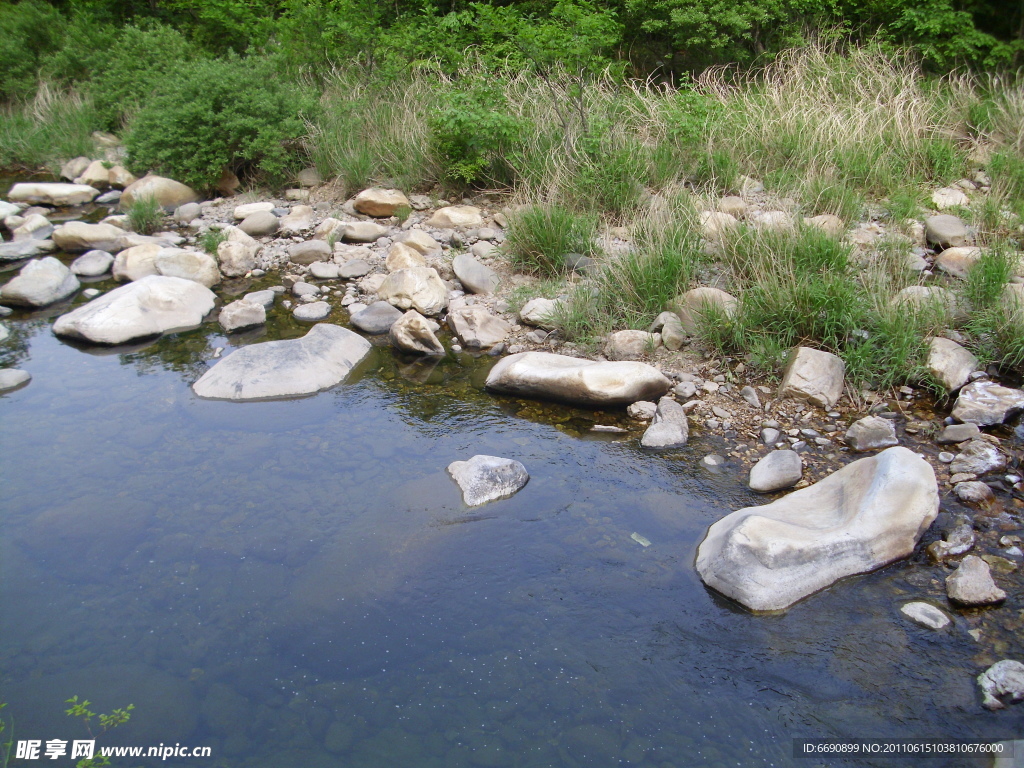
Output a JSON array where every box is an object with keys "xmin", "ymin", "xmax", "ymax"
[{"xmin": 1, "ymin": 288, "xmax": 1022, "ymax": 768}]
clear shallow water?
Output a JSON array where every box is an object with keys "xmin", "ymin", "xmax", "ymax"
[{"xmin": 1, "ymin": 289, "xmax": 1021, "ymax": 767}]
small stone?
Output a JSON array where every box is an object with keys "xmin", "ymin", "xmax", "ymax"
[
  {"xmin": 954, "ymin": 481, "xmax": 996, "ymax": 506},
  {"xmin": 778, "ymin": 346, "xmax": 845, "ymax": 408},
  {"xmin": 936, "ymin": 423, "xmax": 981, "ymax": 444},
  {"xmin": 950, "ymin": 439, "xmax": 1006, "ymax": 476},
  {"xmin": 748, "ymin": 449, "xmax": 803, "ymax": 492},
  {"xmin": 243, "ymin": 290, "xmax": 275, "ymax": 309},
  {"xmin": 740, "ymin": 386, "xmax": 761, "ymax": 408},
  {"xmin": 844, "ymin": 415, "xmax": 898, "ymax": 451},
  {"xmin": 292, "ymin": 301, "xmax": 331, "ymax": 322},
  {"xmin": 938, "ymin": 452, "xmax": 955, "ymax": 463},
  {"xmin": 702, "ymin": 454, "xmax": 725, "ymax": 469},
  {"xmin": 627, "ymin": 401, "xmax": 658, "ymax": 420},
  {"xmin": 900, "ymin": 602, "xmax": 951, "ymax": 630},
  {"xmin": 338, "ymin": 260, "xmax": 372, "ymax": 279},
  {"xmin": 761, "ymin": 427, "xmax": 782, "ymax": 445},
  {"xmin": 946, "ymin": 555, "xmax": 1006, "ymax": 606},
  {"xmin": 218, "ymin": 299, "xmax": 266, "ymax": 332}
]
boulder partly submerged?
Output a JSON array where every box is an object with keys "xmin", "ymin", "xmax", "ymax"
[
  {"xmin": 8, "ymin": 183, "xmax": 99, "ymax": 207},
  {"xmin": 53, "ymin": 275, "xmax": 215, "ymax": 345},
  {"xmin": 696, "ymin": 446, "xmax": 938, "ymax": 612},
  {"xmin": 485, "ymin": 351, "xmax": 671, "ymax": 407},
  {"xmin": 192, "ymin": 324, "xmax": 371, "ymax": 401}
]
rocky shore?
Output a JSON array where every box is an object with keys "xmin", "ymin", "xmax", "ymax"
[{"xmin": 2, "ymin": 156, "xmax": 1023, "ymax": 715}]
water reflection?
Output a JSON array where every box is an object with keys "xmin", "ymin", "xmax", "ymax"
[{"xmin": 0, "ymin": 312, "xmax": 1018, "ymax": 768}]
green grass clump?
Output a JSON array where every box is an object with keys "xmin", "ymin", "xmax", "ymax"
[
  {"xmin": 0, "ymin": 85, "xmax": 99, "ymax": 172},
  {"xmin": 199, "ymin": 228, "xmax": 228, "ymax": 255},
  {"xmin": 503, "ymin": 204, "xmax": 598, "ymax": 276},
  {"xmin": 125, "ymin": 194, "xmax": 162, "ymax": 235}
]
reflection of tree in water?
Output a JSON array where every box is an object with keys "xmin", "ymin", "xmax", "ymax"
[
  {"xmin": 117, "ymin": 326, "xmax": 217, "ymax": 385},
  {"xmin": 0, "ymin": 316, "xmax": 36, "ymax": 370}
]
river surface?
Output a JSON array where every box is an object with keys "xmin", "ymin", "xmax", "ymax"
[{"xmin": 1, "ymin": 256, "xmax": 1021, "ymax": 767}]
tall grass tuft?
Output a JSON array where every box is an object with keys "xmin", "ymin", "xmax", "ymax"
[
  {"xmin": 125, "ymin": 194, "xmax": 163, "ymax": 235},
  {"xmin": 503, "ymin": 204, "xmax": 598, "ymax": 276},
  {"xmin": 0, "ymin": 84, "xmax": 99, "ymax": 172}
]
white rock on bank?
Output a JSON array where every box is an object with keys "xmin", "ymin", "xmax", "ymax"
[
  {"xmin": 843, "ymin": 415, "xmax": 898, "ymax": 451},
  {"xmin": 8, "ymin": 183, "xmax": 99, "ymax": 207},
  {"xmin": 192, "ymin": 323, "xmax": 371, "ymax": 400},
  {"xmin": 927, "ymin": 337, "xmax": 977, "ymax": 392},
  {"xmin": 640, "ymin": 396, "xmax": 689, "ymax": 449},
  {"xmin": 695, "ymin": 446, "xmax": 938, "ymax": 611},
  {"xmin": 426, "ymin": 205, "xmax": 483, "ymax": 229},
  {"xmin": 447, "ymin": 305, "xmax": 510, "ymax": 349},
  {"xmin": 378, "ymin": 267, "xmax": 448, "ymax": 316},
  {"xmin": 121, "ymin": 175, "xmax": 200, "ymax": 211},
  {"xmin": 53, "ymin": 275, "xmax": 215, "ymax": 344},
  {"xmin": 670, "ymin": 287, "xmax": 738, "ymax": 336},
  {"xmin": 0, "ymin": 257, "xmax": 79, "ymax": 307},
  {"xmin": 447, "ymin": 455, "xmax": 529, "ymax": 506},
  {"xmin": 777, "ymin": 346, "xmax": 845, "ymax": 408},
  {"xmin": 485, "ymin": 351, "xmax": 672, "ymax": 407},
  {"xmin": 951, "ymin": 380, "xmax": 1024, "ymax": 426},
  {"xmin": 519, "ymin": 297, "xmax": 561, "ymax": 329},
  {"xmin": 353, "ymin": 188, "xmax": 410, "ymax": 218}
]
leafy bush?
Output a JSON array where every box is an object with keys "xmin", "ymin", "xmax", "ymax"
[
  {"xmin": 504, "ymin": 205, "xmax": 598, "ymax": 276},
  {"xmin": 125, "ymin": 55, "xmax": 316, "ymax": 191},
  {"xmin": 0, "ymin": 0, "xmax": 67, "ymax": 103},
  {"xmin": 88, "ymin": 22, "xmax": 198, "ymax": 130}
]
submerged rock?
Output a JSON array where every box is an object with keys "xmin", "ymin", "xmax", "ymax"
[
  {"xmin": 696, "ymin": 447, "xmax": 938, "ymax": 611},
  {"xmin": 485, "ymin": 351, "xmax": 672, "ymax": 407},
  {"xmin": 640, "ymin": 396, "xmax": 689, "ymax": 449},
  {"xmin": 192, "ymin": 324, "xmax": 371, "ymax": 400},
  {"xmin": 447, "ymin": 455, "xmax": 529, "ymax": 506},
  {"xmin": 900, "ymin": 602, "xmax": 950, "ymax": 630},
  {"xmin": 8, "ymin": 182, "xmax": 99, "ymax": 207},
  {"xmin": 53, "ymin": 275, "xmax": 215, "ymax": 345}
]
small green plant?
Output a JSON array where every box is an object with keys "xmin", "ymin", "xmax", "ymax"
[
  {"xmin": 504, "ymin": 204, "xmax": 597, "ymax": 276},
  {"xmin": 125, "ymin": 194, "xmax": 162, "ymax": 235},
  {"xmin": 394, "ymin": 203, "xmax": 412, "ymax": 224},
  {"xmin": 962, "ymin": 248, "xmax": 1014, "ymax": 309},
  {"xmin": 65, "ymin": 696, "xmax": 134, "ymax": 768},
  {"xmin": 199, "ymin": 228, "xmax": 228, "ymax": 255}
]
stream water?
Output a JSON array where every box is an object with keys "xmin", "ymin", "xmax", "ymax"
[{"xmin": 1, "ymin": 250, "xmax": 1022, "ymax": 767}]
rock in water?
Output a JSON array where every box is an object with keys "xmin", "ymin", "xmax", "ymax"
[
  {"xmin": 640, "ymin": 396, "xmax": 689, "ymax": 449},
  {"xmin": 0, "ymin": 368, "xmax": 31, "ymax": 393},
  {"xmin": 71, "ymin": 250, "xmax": 114, "ymax": 277},
  {"xmin": 0, "ymin": 257, "xmax": 79, "ymax": 307},
  {"xmin": 843, "ymin": 415, "xmax": 898, "ymax": 451},
  {"xmin": 447, "ymin": 455, "xmax": 529, "ymax": 506},
  {"xmin": 350, "ymin": 301, "xmax": 402, "ymax": 334},
  {"xmin": 218, "ymin": 299, "xmax": 266, "ymax": 332},
  {"xmin": 952, "ymin": 380, "xmax": 1024, "ymax": 426},
  {"xmin": 485, "ymin": 351, "xmax": 672, "ymax": 407},
  {"xmin": 192, "ymin": 324, "xmax": 371, "ymax": 401},
  {"xmin": 748, "ymin": 450, "xmax": 803, "ymax": 492},
  {"xmin": 52, "ymin": 275, "xmax": 215, "ymax": 345},
  {"xmin": 390, "ymin": 310, "xmax": 445, "ymax": 355},
  {"xmin": 978, "ymin": 661, "xmax": 1024, "ymax": 710},
  {"xmin": 900, "ymin": 602, "xmax": 950, "ymax": 630},
  {"xmin": 53, "ymin": 222, "xmax": 127, "ymax": 253},
  {"xmin": 378, "ymin": 267, "xmax": 448, "ymax": 316},
  {"xmin": 946, "ymin": 555, "xmax": 1006, "ymax": 606},
  {"xmin": 8, "ymin": 182, "xmax": 99, "ymax": 207},
  {"xmin": 696, "ymin": 446, "xmax": 938, "ymax": 611}
]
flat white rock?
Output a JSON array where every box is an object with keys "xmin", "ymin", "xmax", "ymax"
[{"xmin": 192, "ymin": 323, "xmax": 371, "ymax": 400}]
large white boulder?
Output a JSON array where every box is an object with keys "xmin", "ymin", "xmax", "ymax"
[
  {"xmin": 154, "ymin": 249, "xmax": 221, "ymax": 288},
  {"xmin": 120, "ymin": 175, "xmax": 199, "ymax": 211},
  {"xmin": 112, "ymin": 243, "xmax": 161, "ymax": 282},
  {"xmin": 927, "ymin": 337, "xmax": 977, "ymax": 393},
  {"xmin": 52, "ymin": 221, "xmax": 127, "ymax": 253},
  {"xmin": 8, "ymin": 183, "xmax": 99, "ymax": 207},
  {"xmin": 0, "ymin": 257, "xmax": 79, "ymax": 307},
  {"xmin": 53, "ymin": 275, "xmax": 215, "ymax": 344},
  {"xmin": 696, "ymin": 447, "xmax": 938, "ymax": 611},
  {"xmin": 378, "ymin": 267, "xmax": 448, "ymax": 316},
  {"xmin": 192, "ymin": 323, "xmax": 371, "ymax": 400},
  {"xmin": 485, "ymin": 351, "xmax": 672, "ymax": 407}
]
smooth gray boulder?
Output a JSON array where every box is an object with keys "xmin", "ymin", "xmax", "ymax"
[
  {"xmin": 243, "ymin": 290, "xmax": 276, "ymax": 309},
  {"xmin": 640, "ymin": 396, "xmax": 689, "ymax": 449},
  {"xmin": 288, "ymin": 240, "xmax": 331, "ymax": 265},
  {"xmin": 0, "ymin": 257, "xmax": 79, "ymax": 307},
  {"xmin": 71, "ymin": 250, "xmax": 114, "ymax": 277},
  {"xmin": 485, "ymin": 351, "xmax": 672, "ymax": 407},
  {"xmin": 53, "ymin": 275, "xmax": 215, "ymax": 344},
  {"xmin": 518, "ymin": 297, "xmax": 561, "ymax": 329},
  {"xmin": 0, "ymin": 239, "xmax": 52, "ymax": 262},
  {"xmin": 778, "ymin": 346, "xmax": 845, "ymax": 408},
  {"xmin": 925, "ymin": 214, "xmax": 969, "ymax": 249},
  {"xmin": 192, "ymin": 323, "xmax": 371, "ymax": 401},
  {"xmin": 218, "ymin": 299, "xmax": 266, "ymax": 332},
  {"xmin": 844, "ymin": 416, "xmax": 898, "ymax": 451},
  {"xmin": 452, "ymin": 252, "xmax": 500, "ymax": 294},
  {"xmin": 0, "ymin": 368, "xmax": 31, "ymax": 393},
  {"xmin": 946, "ymin": 555, "xmax": 1006, "ymax": 606},
  {"xmin": 8, "ymin": 183, "xmax": 99, "ymax": 207},
  {"xmin": 696, "ymin": 446, "xmax": 938, "ymax": 611},
  {"xmin": 238, "ymin": 211, "xmax": 279, "ymax": 237},
  {"xmin": 952, "ymin": 380, "xmax": 1024, "ymax": 426},
  {"xmin": 309, "ymin": 261, "xmax": 340, "ymax": 279},
  {"xmin": 936, "ymin": 422, "xmax": 981, "ymax": 444},
  {"xmin": 447, "ymin": 455, "xmax": 529, "ymax": 506},
  {"xmin": 293, "ymin": 301, "xmax": 331, "ymax": 322},
  {"xmin": 979, "ymin": 661, "xmax": 1024, "ymax": 710},
  {"xmin": 53, "ymin": 221, "xmax": 127, "ymax": 253},
  {"xmin": 339, "ymin": 259, "xmax": 373, "ymax": 279},
  {"xmin": 748, "ymin": 450, "xmax": 803, "ymax": 492},
  {"xmin": 350, "ymin": 301, "xmax": 402, "ymax": 334},
  {"xmin": 390, "ymin": 310, "xmax": 445, "ymax": 355}
]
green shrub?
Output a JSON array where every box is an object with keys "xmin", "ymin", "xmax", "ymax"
[
  {"xmin": 125, "ymin": 194, "xmax": 163, "ymax": 235},
  {"xmin": 504, "ymin": 204, "xmax": 598, "ymax": 276},
  {"xmin": 0, "ymin": 0, "xmax": 66, "ymax": 103},
  {"xmin": 125, "ymin": 55, "xmax": 316, "ymax": 191},
  {"xmin": 88, "ymin": 22, "xmax": 198, "ymax": 130}
]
